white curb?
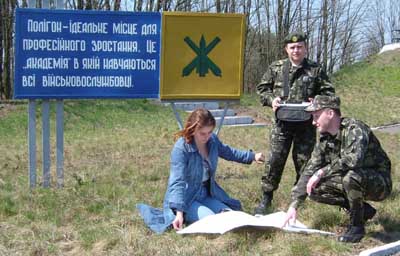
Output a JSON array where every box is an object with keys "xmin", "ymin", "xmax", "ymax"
[{"xmin": 359, "ymin": 240, "xmax": 400, "ymax": 256}]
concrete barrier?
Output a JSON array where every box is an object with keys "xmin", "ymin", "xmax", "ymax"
[
  {"xmin": 215, "ymin": 116, "xmax": 253, "ymax": 125},
  {"xmin": 359, "ymin": 240, "xmax": 400, "ymax": 256}
]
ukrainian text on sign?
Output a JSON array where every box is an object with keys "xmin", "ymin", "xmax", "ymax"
[{"xmin": 15, "ymin": 9, "xmax": 161, "ymax": 99}]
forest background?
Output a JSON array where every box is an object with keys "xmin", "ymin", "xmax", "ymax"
[{"xmin": 1, "ymin": 0, "xmax": 400, "ymax": 99}]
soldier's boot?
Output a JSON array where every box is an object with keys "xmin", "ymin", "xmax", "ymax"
[
  {"xmin": 342, "ymin": 202, "xmax": 376, "ymax": 222},
  {"xmin": 338, "ymin": 204, "xmax": 365, "ymax": 243},
  {"xmin": 254, "ymin": 192, "xmax": 273, "ymax": 215}
]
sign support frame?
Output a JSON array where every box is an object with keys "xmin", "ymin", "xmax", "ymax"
[
  {"xmin": 167, "ymin": 100, "xmax": 239, "ymax": 136},
  {"xmin": 56, "ymin": 100, "xmax": 64, "ymax": 188},
  {"xmin": 28, "ymin": 100, "xmax": 37, "ymax": 188},
  {"xmin": 28, "ymin": 100, "xmax": 65, "ymax": 189},
  {"xmin": 42, "ymin": 100, "xmax": 51, "ymax": 188}
]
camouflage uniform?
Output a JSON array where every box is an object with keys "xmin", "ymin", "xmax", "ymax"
[
  {"xmin": 256, "ymin": 58, "xmax": 335, "ymax": 195},
  {"xmin": 290, "ymin": 117, "xmax": 392, "ymax": 210}
]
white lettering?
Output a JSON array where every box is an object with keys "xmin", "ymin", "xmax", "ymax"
[
  {"xmin": 42, "ymin": 75, "xmax": 133, "ymax": 88},
  {"xmin": 74, "ymin": 58, "xmax": 80, "ymax": 69},
  {"xmin": 27, "ymin": 19, "xmax": 62, "ymax": 33},
  {"xmin": 146, "ymin": 40, "xmax": 156, "ymax": 53},
  {"xmin": 141, "ymin": 24, "xmax": 157, "ymax": 35},
  {"xmin": 22, "ymin": 38, "xmax": 86, "ymax": 52},
  {"xmin": 25, "ymin": 57, "xmax": 70, "ymax": 70},
  {"xmin": 91, "ymin": 40, "xmax": 138, "ymax": 53},
  {"xmin": 102, "ymin": 58, "xmax": 156, "ymax": 70},
  {"xmin": 82, "ymin": 57, "xmax": 100, "ymax": 69},
  {"xmin": 112, "ymin": 22, "xmax": 138, "ymax": 35},
  {"xmin": 22, "ymin": 75, "xmax": 36, "ymax": 87},
  {"xmin": 69, "ymin": 21, "xmax": 108, "ymax": 34}
]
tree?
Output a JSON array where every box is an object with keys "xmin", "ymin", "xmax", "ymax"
[
  {"xmin": 0, "ymin": 0, "xmax": 17, "ymax": 99},
  {"xmin": 0, "ymin": 0, "xmax": 391, "ymax": 98},
  {"xmin": 0, "ymin": 0, "xmax": 3, "ymax": 99}
]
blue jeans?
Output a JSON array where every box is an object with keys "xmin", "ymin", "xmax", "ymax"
[{"xmin": 185, "ymin": 184, "xmax": 231, "ymax": 224}]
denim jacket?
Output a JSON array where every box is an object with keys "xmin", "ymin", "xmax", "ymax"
[{"xmin": 137, "ymin": 133, "xmax": 255, "ymax": 234}]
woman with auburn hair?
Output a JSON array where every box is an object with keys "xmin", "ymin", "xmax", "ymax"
[{"xmin": 137, "ymin": 108, "xmax": 264, "ymax": 233}]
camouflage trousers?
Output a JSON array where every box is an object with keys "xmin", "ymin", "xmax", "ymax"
[
  {"xmin": 309, "ymin": 168, "xmax": 392, "ymax": 208},
  {"xmin": 261, "ymin": 120, "xmax": 316, "ymax": 193}
]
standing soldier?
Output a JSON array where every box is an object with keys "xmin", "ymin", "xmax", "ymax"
[
  {"xmin": 255, "ymin": 32, "xmax": 335, "ymax": 214},
  {"xmin": 283, "ymin": 95, "xmax": 392, "ymax": 243}
]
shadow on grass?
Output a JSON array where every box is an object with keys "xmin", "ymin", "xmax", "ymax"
[
  {"xmin": 310, "ymin": 209, "xmax": 343, "ymax": 231},
  {"xmin": 369, "ymin": 214, "xmax": 400, "ymax": 243},
  {"xmin": 232, "ymin": 226, "xmax": 277, "ymax": 238},
  {"xmin": 180, "ymin": 227, "xmax": 276, "ymax": 241},
  {"xmin": 179, "ymin": 228, "xmax": 277, "ymax": 253},
  {"xmin": 368, "ymin": 187, "xmax": 400, "ymax": 242},
  {"xmin": 386, "ymin": 188, "xmax": 400, "ymax": 200}
]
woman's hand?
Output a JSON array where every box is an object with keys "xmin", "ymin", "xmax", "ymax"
[
  {"xmin": 254, "ymin": 152, "xmax": 265, "ymax": 164},
  {"xmin": 172, "ymin": 211, "xmax": 184, "ymax": 231}
]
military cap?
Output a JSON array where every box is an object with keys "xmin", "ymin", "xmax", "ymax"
[
  {"xmin": 284, "ymin": 32, "xmax": 307, "ymax": 44},
  {"xmin": 305, "ymin": 95, "xmax": 340, "ymax": 112}
]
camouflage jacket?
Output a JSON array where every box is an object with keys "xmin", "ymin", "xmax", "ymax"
[
  {"xmin": 290, "ymin": 118, "xmax": 391, "ymax": 208},
  {"xmin": 256, "ymin": 58, "xmax": 335, "ymax": 107}
]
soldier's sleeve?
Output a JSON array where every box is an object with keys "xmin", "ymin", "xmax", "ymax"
[
  {"xmin": 256, "ymin": 64, "xmax": 275, "ymax": 107},
  {"xmin": 289, "ymin": 144, "xmax": 326, "ymax": 209},
  {"xmin": 324, "ymin": 123, "xmax": 369, "ymax": 177},
  {"xmin": 316, "ymin": 67, "xmax": 335, "ymax": 96}
]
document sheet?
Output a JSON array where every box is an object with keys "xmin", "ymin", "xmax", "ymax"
[{"xmin": 177, "ymin": 211, "xmax": 335, "ymax": 236}]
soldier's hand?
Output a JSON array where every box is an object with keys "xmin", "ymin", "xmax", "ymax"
[
  {"xmin": 272, "ymin": 97, "xmax": 281, "ymax": 112},
  {"xmin": 306, "ymin": 175, "xmax": 320, "ymax": 195},
  {"xmin": 306, "ymin": 171, "xmax": 324, "ymax": 196},
  {"xmin": 254, "ymin": 152, "xmax": 265, "ymax": 163},
  {"xmin": 282, "ymin": 206, "xmax": 297, "ymax": 228},
  {"xmin": 307, "ymin": 169, "xmax": 324, "ymax": 195}
]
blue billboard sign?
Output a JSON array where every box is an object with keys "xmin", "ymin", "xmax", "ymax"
[{"xmin": 14, "ymin": 8, "xmax": 161, "ymax": 99}]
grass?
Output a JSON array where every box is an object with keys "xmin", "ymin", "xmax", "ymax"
[
  {"xmin": 333, "ymin": 52, "xmax": 400, "ymax": 126},
  {"xmin": 0, "ymin": 52, "xmax": 399, "ymax": 255}
]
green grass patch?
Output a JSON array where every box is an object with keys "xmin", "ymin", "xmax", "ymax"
[{"xmin": 333, "ymin": 51, "xmax": 400, "ymax": 126}]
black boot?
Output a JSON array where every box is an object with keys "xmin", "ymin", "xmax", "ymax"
[
  {"xmin": 338, "ymin": 204, "xmax": 366, "ymax": 243},
  {"xmin": 338, "ymin": 225, "xmax": 365, "ymax": 243},
  {"xmin": 254, "ymin": 192, "xmax": 273, "ymax": 215},
  {"xmin": 342, "ymin": 202, "xmax": 376, "ymax": 222}
]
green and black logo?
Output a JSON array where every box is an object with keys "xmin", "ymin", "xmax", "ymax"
[{"xmin": 182, "ymin": 35, "xmax": 222, "ymax": 77}]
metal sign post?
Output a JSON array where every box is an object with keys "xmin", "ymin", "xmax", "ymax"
[
  {"xmin": 27, "ymin": 100, "xmax": 64, "ymax": 188},
  {"xmin": 169, "ymin": 101, "xmax": 232, "ymax": 136},
  {"xmin": 56, "ymin": 100, "xmax": 64, "ymax": 188},
  {"xmin": 42, "ymin": 100, "xmax": 51, "ymax": 188},
  {"xmin": 28, "ymin": 100, "xmax": 36, "ymax": 188}
]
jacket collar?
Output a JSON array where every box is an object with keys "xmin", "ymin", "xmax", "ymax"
[
  {"xmin": 320, "ymin": 129, "xmax": 341, "ymax": 143},
  {"xmin": 287, "ymin": 58, "xmax": 308, "ymax": 69}
]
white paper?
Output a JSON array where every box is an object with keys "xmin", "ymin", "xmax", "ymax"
[{"xmin": 177, "ymin": 211, "xmax": 335, "ymax": 236}]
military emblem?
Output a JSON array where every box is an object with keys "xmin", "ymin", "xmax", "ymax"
[
  {"xmin": 182, "ymin": 35, "xmax": 222, "ymax": 77},
  {"xmin": 292, "ymin": 36, "xmax": 298, "ymax": 42}
]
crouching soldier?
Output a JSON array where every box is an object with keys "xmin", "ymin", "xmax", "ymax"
[{"xmin": 282, "ymin": 95, "xmax": 392, "ymax": 243}]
